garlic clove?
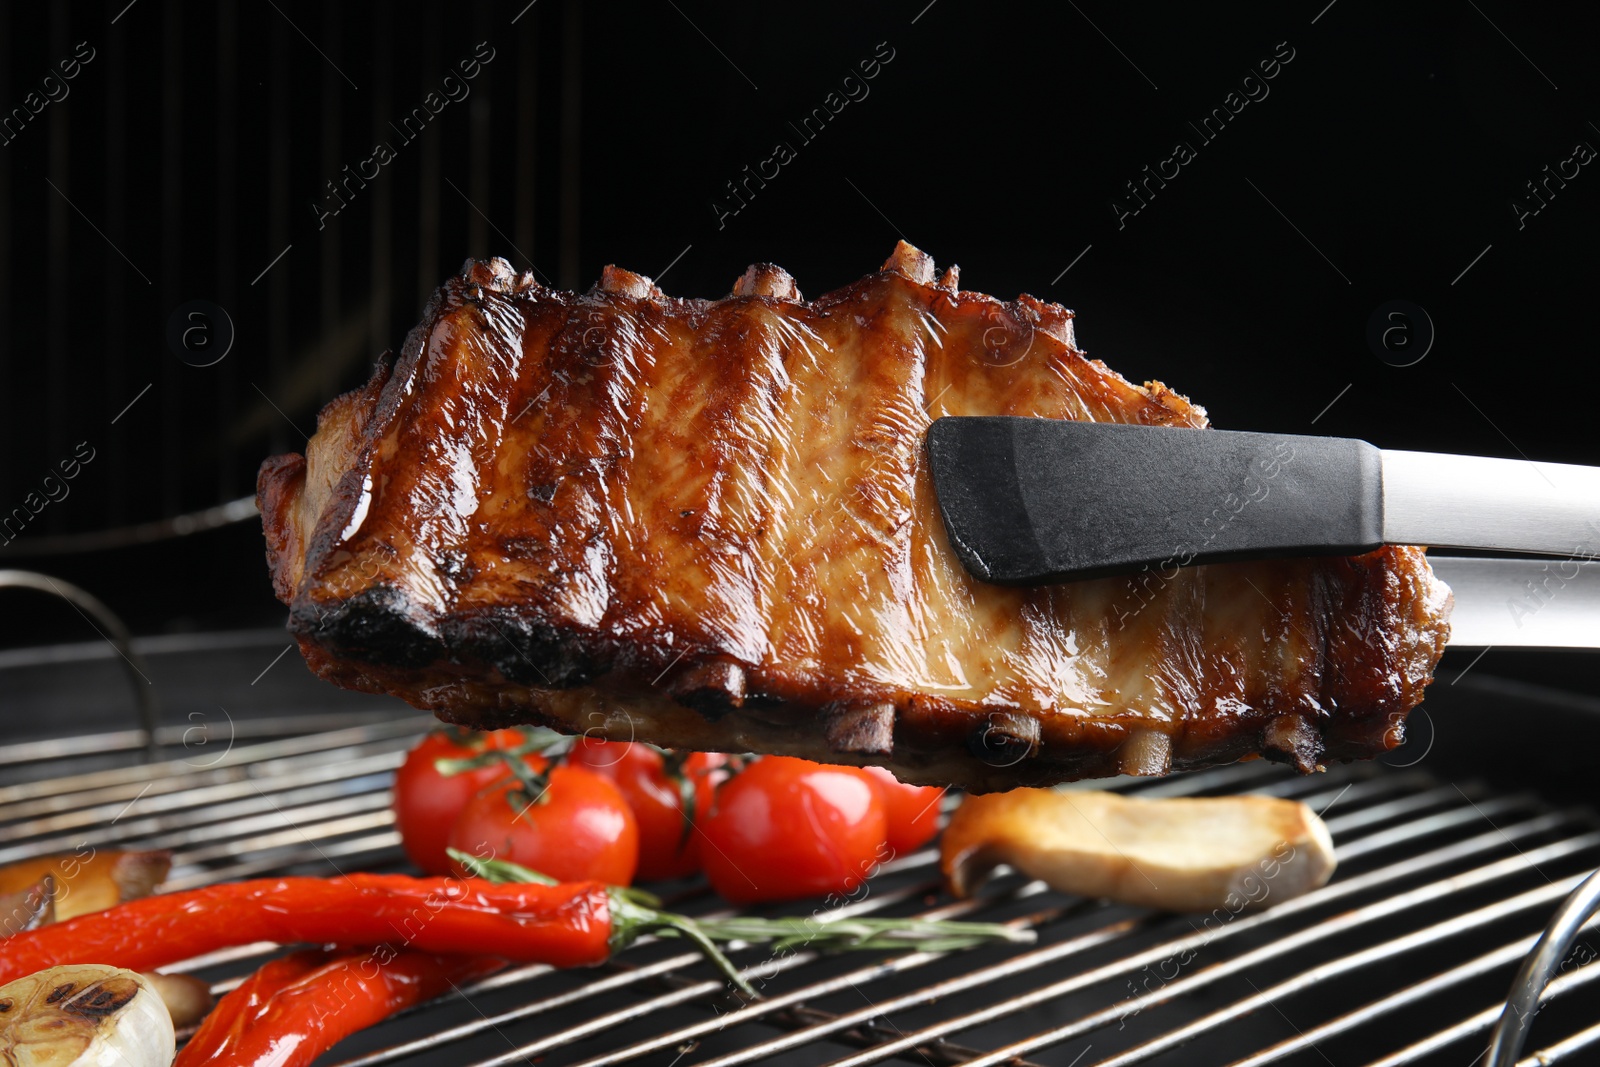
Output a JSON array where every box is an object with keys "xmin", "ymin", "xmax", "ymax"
[{"xmin": 0, "ymin": 965, "xmax": 175, "ymax": 1067}]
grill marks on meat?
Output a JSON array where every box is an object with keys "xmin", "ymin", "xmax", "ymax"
[{"xmin": 258, "ymin": 243, "xmax": 1452, "ymax": 791}]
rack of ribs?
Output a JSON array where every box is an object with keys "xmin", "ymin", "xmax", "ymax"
[{"xmin": 257, "ymin": 242, "xmax": 1451, "ymax": 791}]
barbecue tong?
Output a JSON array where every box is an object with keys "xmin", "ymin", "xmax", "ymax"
[{"xmin": 927, "ymin": 416, "xmax": 1600, "ymax": 648}]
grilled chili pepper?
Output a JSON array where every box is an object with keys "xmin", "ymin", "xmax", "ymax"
[
  {"xmin": 0, "ymin": 864, "xmax": 1030, "ymax": 1001},
  {"xmin": 173, "ymin": 947, "xmax": 503, "ymax": 1067},
  {"xmin": 0, "ymin": 874, "xmax": 611, "ymax": 984}
]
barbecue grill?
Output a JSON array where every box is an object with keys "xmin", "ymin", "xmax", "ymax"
[
  {"xmin": 4, "ymin": 621, "xmax": 1598, "ymax": 1067},
  {"xmin": 3, "ymin": 1, "xmax": 1597, "ymax": 1062}
]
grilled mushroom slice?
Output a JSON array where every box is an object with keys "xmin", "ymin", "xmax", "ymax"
[{"xmin": 941, "ymin": 788, "xmax": 1337, "ymax": 913}]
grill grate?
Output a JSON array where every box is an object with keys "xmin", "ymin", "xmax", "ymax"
[{"xmin": 3, "ymin": 714, "xmax": 1598, "ymax": 1066}]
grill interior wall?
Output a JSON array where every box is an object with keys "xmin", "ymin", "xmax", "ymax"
[{"xmin": 0, "ymin": 2, "xmax": 579, "ymax": 532}]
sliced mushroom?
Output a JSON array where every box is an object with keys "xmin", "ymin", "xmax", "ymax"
[
  {"xmin": 942, "ymin": 787, "xmax": 1336, "ymax": 914},
  {"xmin": 0, "ymin": 851, "xmax": 170, "ymax": 922}
]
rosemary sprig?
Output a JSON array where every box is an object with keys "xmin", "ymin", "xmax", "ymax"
[{"xmin": 449, "ymin": 849, "xmax": 1033, "ymax": 999}]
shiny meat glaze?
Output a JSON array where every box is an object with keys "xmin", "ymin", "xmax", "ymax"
[{"xmin": 258, "ymin": 243, "xmax": 1452, "ymax": 791}]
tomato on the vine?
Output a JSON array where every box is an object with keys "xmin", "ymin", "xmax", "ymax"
[
  {"xmin": 446, "ymin": 763, "xmax": 639, "ymax": 885},
  {"xmin": 393, "ymin": 728, "xmax": 531, "ymax": 875},
  {"xmin": 860, "ymin": 766, "xmax": 945, "ymax": 854},
  {"xmin": 698, "ymin": 756, "xmax": 887, "ymax": 904},
  {"xmin": 567, "ymin": 739, "xmax": 727, "ymax": 881}
]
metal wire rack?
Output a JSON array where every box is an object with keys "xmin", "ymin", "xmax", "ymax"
[{"xmin": 3, "ymin": 712, "xmax": 1599, "ymax": 1066}]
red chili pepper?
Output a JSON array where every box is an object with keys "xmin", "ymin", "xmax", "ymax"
[
  {"xmin": 173, "ymin": 947, "xmax": 503, "ymax": 1067},
  {"xmin": 0, "ymin": 855, "xmax": 1027, "ymax": 1034},
  {"xmin": 0, "ymin": 874, "xmax": 610, "ymax": 984}
]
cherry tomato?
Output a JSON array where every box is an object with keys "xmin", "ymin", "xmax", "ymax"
[
  {"xmin": 568, "ymin": 739, "xmax": 728, "ymax": 881},
  {"xmin": 393, "ymin": 729, "xmax": 529, "ymax": 875},
  {"xmin": 860, "ymin": 766, "xmax": 945, "ymax": 854},
  {"xmin": 698, "ymin": 757, "xmax": 888, "ymax": 904},
  {"xmin": 447, "ymin": 764, "xmax": 639, "ymax": 885}
]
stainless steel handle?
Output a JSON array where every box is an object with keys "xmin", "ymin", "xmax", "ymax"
[
  {"xmin": 0, "ymin": 569, "xmax": 160, "ymax": 761},
  {"xmin": 1430, "ymin": 556, "xmax": 1600, "ymax": 648},
  {"xmin": 1485, "ymin": 867, "xmax": 1600, "ymax": 1067},
  {"xmin": 1384, "ymin": 451, "xmax": 1600, "ymax": 558}
]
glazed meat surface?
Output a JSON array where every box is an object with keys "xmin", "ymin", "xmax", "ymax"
[{"xmin": 258, "ymin": 243, "xmax": 1452, "ymax": 791}]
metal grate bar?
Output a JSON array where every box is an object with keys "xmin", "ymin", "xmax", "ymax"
[
  {"xmin": 0, "ymin": 730, "xmax": 159, "ymax": 768},
  {"xmin": 482, "ymin": 913, "xmax": 1095, "ymax": 1067},
  {"xmin": 1369, "ymin": 959, "xmax": 1600, "ymax": 1066},
  {"xmin": 384, "ymin": 881, "xmax": 1046, "ymax": 1021},
  {"xmin": 0, "ymin": 737, "xmax": 410, "ymax": 824},
  {"xmin": 0, "ymin": 793, "xmax": 400, "ymax": 875},
  {"xmin": 646, "ymin": 804, "xmax": 1575, "ymax": 1067},
  {"xmin": 1124, "ymin": 760, "xmax": 1319, "ymax": 799},
  {"xmin": 5, "ymin": 743, "xmax": 404, "ymax": 822},
  {"xmin": 22, "ymin": 728, "xmax": 1363, "ymax": 871},
  {"xmin": 598, "ymin": 793, "xmax": 1539, "ymax": 1067},
  {"xmin": 324, "ymin": 786, "xmax": 1583, "ymax": 1067},
  {"xmin": 560, "ymin": 907, "xmax": 1080, "ymax": 1067},
  {"xmin": 336, "ymin": 954, "xmax": 726, "ymax": 1067},
  {"xmin": 1257, "ymin": 774, "xmax": 1420, "ymax": 820},
  {"xmin": 778, "ymin": 1007, "xmax": 1044, "ymax": 1067},
  {"xmin": 1310, "ymin": 781, "xmax": 1494, "ymax": 834},
  {"xmin": 428, "ymin": 768, "xmax": 1432, "ymax": 1067},
  {"xmin": 899, "ymin": 831, "xmax": 1600, "ymax": 1067},
  {"xmin": 4, "ymin": 703, "xmax": 1593, "ymax": 1067},
  {"xmin": 167, "ymin": 807, "xmax": 397, "ymax": 868},
  {"xmin": 0, "ymin": 759, "xmax": 400, "ymax": 859},
  {"xmin": 800, "ymin": 830, "xmax": 1600, "ymax": 1067},
  {"xmin": 1230, "ymin": 924, "xmax": 1600, "ymax": 1066},
  {"xmin": 1332, "ymin": 797, "xmax": 1557, "ymax": 861},
  {"xmin": 165, "ymin": 941, "xmax": 284, "ymax": 977},
  {"xmin": 334, "ymin": 881, "xmax": 1061, "ymax": 1067},
  {"xmin": 1253, "ymin": 766, "xmax": 1424, "ymax": 802},
  {"xmin": 0, "ymin": 716, "xmax": 431, "ymax": 805},
  {"xmin": 96, "ymin": 755, "xmax": 1286, "ymax": 1062},
  {"xmin": 480, "ymin": 908, "xmax": 1062, "ymax": 1067},
  {"xmin": 124, "ymin": 764, "xmax": 394, "ymax": 839},
  {"xmin": 1086, "ymin": 877, "xmax": 1596, "ymax": 1067},
  {"xmin": 1321, "ymin": 788, "xmax": 1523, "ymax": 843},
  {"xmin": 164, "ymin": 830, "xmax": 404, "ymax": 890},
  {"xmin": 1515, "ymin": 1012, "xmax": 1600, "ymax": 1065},
  {"xmin": 636, "ymin": 793, "xmax": 1536, "ymax": 1067},
  {"xmin": 0, "ymin": 711, "xmax": 403, "ymax": 770}
]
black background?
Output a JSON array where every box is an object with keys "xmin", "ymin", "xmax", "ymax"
[{"xmin": 0, "ymin": 0, "xmax": 1595, "ymax": 693}]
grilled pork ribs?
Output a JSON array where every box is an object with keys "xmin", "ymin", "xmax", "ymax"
[{"xmin": 259, "ymin": 243, "xmax": 1451, "ymax": 791}]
